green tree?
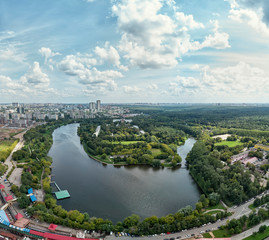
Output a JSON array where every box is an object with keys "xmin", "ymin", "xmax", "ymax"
[{"xmin": 18, "ymin": 194, "xmax": 31, "ymax": 209}]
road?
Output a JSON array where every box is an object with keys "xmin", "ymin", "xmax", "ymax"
[
  {"xmin": 105, "ymin": 194, "xmax": 269, "ymax": 240},
  {"xmin": 3, "ymin": 130, "xmax": 26, "ymax": 178},
  {"xmin": 231, "ymin": 219, "xmax": 269, "ymax": 239},
  {"xmin": 1, "ymin": 128, "xmax": 267, "ymax": 240}
]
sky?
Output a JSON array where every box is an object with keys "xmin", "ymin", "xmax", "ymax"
[{"xmin": 1, "ymin": 0, "xmax": 269, "ymax": 103}]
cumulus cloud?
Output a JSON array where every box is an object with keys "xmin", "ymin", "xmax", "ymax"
[
  {"xmin": 94, "ymin": 42, "xmax": 128, "ymax": 70},
  {"xmin": 58, "ymin": 54, "xmax": 123, "ymax": 93},
  {"xmin": 0, "ymin": 62, "xmax": 58, "ymax": 99},
  {"xmin": 175, "ymin": 12, "xmax": 204, "ymax": 30},
  {"xmin": 20, "ymin": 62, "xmax": 50, "ymax": 88},
  {"xmin": 0, "ymin": 46, "xmax": 26, "ymax": 62},
  {"xmin": 170, "ymin": 62, "xmax": 269, "ymax": 99},
  {"xmin": 237, "ymin": 0, "xmax": 269, "ymax": 26},
  {"xmin": 228, "ymin": 0, "xmax": 269, "ymax": 36},
  {"xmin": 39, "ymin": 47, "xmax": 60, "ymax": 64},
  {"xmin": 112, "ymin": 0, "xmax": 230, "ymax": 70},
  {"xmin": 123, "ymin": 86, "xmax": 141, "ymax": 94}
]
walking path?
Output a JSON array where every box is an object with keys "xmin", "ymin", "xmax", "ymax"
[
  {"xmin": 3, "ymin": 130, "xmax": 26, "ymax": 180},
  {"xmin": 203, "ymin": 209, "xmax": 226, "ymax": 214}
]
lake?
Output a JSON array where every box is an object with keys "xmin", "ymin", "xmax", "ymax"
[{"xmin": 48, "ymin": 123, "xmax": 201, "ymax": 223}]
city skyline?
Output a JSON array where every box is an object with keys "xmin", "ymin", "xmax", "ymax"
[{"xmin": 1, "ymin": 0, "xmax": 269, "ymax": 103}]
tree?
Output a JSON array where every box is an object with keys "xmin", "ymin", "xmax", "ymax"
[
  {"xmin": 18, "ymin": 194, "xmax": 31, "ymax": 209},
  {"xmin": 259, "ymin": 225, "xmax": 266, "ymax": 233},
  {"xmin": 200, "ymin": 194, "xmax": 209, "ymax": 208},
  {"xmin": 208, "ymin": 192, "xmax": 220, "ymax": 206},
  {"xmin": 123, "ymin": 214, "xmax": 140, "ymax": 228},
  {"xmin": 68, "ymin": 210, "xmax": 80, "ymax": 221},
  {"xmin": 195, "ymin": 202, "xmax": 203, "ymax": 212}
]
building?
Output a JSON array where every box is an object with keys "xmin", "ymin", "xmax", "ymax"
[
  {"xmin": 89, "ymin": 102, "xmax": 95, "ymax": 111},
  {"xmin": 17, "ymin": 107, "xmax": 25, "ymax": 114},
  {"xmin": 96, "ymin": 100, "xmax": 101, "ymax": 112}
]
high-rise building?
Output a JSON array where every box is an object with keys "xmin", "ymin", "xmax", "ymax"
[
  {"xmin": 17, "ymin": 107, "xmax": 25, "ymax": 114},
  {"xmin": 12, "ymin": 102, "xmax": 19, "ymax": 107},
  {"xmin": 89, "ymin": 102, "xmax": 95, "ymax": 111},
  {"xmin": 96, "ymin": 100, "xmax": 101, "ymax": 112}
]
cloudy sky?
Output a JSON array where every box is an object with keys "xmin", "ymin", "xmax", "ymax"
[{"xmin": 0, "ymin": 0, "xmax": 269, "ymax": 103}]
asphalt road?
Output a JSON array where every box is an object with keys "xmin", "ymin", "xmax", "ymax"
[{"xmin": 105, "ymin": 192, "xmax": 269, "ymax": 240}]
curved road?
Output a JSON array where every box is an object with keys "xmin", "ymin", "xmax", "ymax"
[{"xmin": 105, "ymin": 193, "xmax": 268, "ymax": 240}]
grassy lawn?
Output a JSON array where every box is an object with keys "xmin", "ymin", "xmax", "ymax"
[
  {"xmin": 95, "ymin": 155, "xmax": 113, "ymax": 164},
  {"xmin": 0, "ymin": 140, "xmax": 16, "ymax": 151},
  {"xmin": 203, "ymin": 233, "xmax": 212, "ymax": 238},
  {"xmin": 243, "ymin": 226, "xmax": 269, "ymax": 240},
  {"xmin": 212, "ymin": 229, "xmax": 232, "ymax": 238},
  {"xmin": 215, "ymin": 141, "xmax": 243, "ymax": 147},
  {"xmin": 249, "ymin": 204, "xmax": 255, "ymax": 210},
  {"xmin": 162, "ymin": 162, "xmax": 172, "ymax": 167},
  {"xmin": 103, "ymin": 140, "xmax": 142, "ymax": 145},
  {"xmin": 205, "ymin": 203, "xmax": 226, "ymax": 211},
  {"xmin": 0, "ymin": 139, "xmax": 18, "ymax": 161},
  {"xmin": 151, "ymin": 148, "xmax": 162, "ymax": 157},
  {"xmin": 205, "ymin": 210, "xmax": 223, "ymax": 215}
]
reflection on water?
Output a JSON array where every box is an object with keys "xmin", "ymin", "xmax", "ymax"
[{"xmin": 48, "ymin": 123, "xmax": 201, "ymax": 223}]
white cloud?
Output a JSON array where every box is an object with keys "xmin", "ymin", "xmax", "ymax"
[
  {"xmin": 0, "ymin": 47, "xmax": 26, "ymax": 62},
  {"xmin": 0, "ymin": 62, "xmax": 57, "ymax": 99},
  {"xmin": 147, "ymin": 84, "xmax": 158, "ymax": 90},
  {"xmin": 123, "ymin": 85, "xmax": 141, "ymax": 94},
  {"xmin": 112, "ymin": 0, "xmax": 230, "ymax": 70},
  {"xmin": 170, "ymin": 62, "xmax": 269, "ymax": 100},
  {"xmin": 175, "ymin": 12, "xmax": 204, "ymax": 30},
  {"xmin": 58, "ymin": 54, "xmax": 123, "ymax": 93},
  {"xmin": 228, "ymin": 0, "xmax": 269, "ymax": 36},
  {"xmin": 20, "ymin": 62, "xmax": 50, "ymax": 88},
  {"xmin": 94, "ymin": 42, "xmax": 128, "ymax": 70},
  {"xmin": 39, "ymin": 47, "xmax": 60, "ymax": 64}
]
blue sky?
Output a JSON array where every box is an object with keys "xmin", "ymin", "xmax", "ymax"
[{"xmin": 1, "ymin": 0, "xmax": 269, "ymax": 103}]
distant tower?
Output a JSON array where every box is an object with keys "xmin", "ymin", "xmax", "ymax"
[
  {"xmin": 17, "ymin": 107, "xmax": 25, "ymax": 114},
  {"xmin": 89, "ymin": 102, "xmax": 95, "ymax": 111},
  {"xmin": 96, "ymin": 100, "xmax": 101, "ymax": 112},
  {"xmin": 12, "ymin": 102, "xmax": 19, "ymax": 107}
]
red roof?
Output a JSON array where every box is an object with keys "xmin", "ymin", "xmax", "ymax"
[
  {"xmin": 0, "ymin": 184, "xmax": 5, "ymax": 189},
  {"xmin": 30, "ymin": 230, "xmax": 98, "ymax": 240},
  {"xmin": 48, "ymin": 224, "xmax": 58, "ymax": 231},
  {"xmin": 5, "ymin": 195, "xmax": 13, "ymax": 201},
  {"xmin": 15, "ymin": 213, "xmax": 23, "ymax": 220}
]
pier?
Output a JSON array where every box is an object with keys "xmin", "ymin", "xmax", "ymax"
[{"xmin": 50, "ymin": 182, "xmax": 70, "ymax": 200}]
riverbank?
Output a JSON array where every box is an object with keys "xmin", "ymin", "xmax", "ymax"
[{"xmin": 49, "ymin": 124, "xmax": 201, "ymax": 222}]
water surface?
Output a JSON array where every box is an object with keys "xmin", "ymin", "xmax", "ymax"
[{"xmin": 48, "ymin": 123, "xmax": 201, "ymax": 222}]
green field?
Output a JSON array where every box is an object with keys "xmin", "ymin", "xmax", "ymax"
[
  {"xmin": 0, "ymin": 140, "xmax": 16, "ymax": 151},
  {"xmin": 212, "ymin": 229, "xmax": 232, "ymax": 238},
  {"xmin": 151, "ymin": 148, "xmax": 162, "ymax": 157},
  {"xmin": 103, "ymin": 140, "xmax": 142, "ymax": 145},
  {"xmin": 205, "ymin": 210, "xmax": 223, "ymax": 215},
  {"xmin": 243, "ymin": 226, "xmax": 269, "ymax": 240},
  {"xmin": 0, "ymin": 139, "xmax": 18, "ymax": 161},
  {"xmin": 203, "ymin": 232, "xmax": 212, "ymax": 238},
  {"xmin": 215, "ymin": 141, "xmax": 243, "ymax": 147},
  {"xmin": 205, "ymin": 203, "xmax": 226, "ymax": 211}
]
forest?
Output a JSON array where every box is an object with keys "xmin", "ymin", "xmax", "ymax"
[
  {"xmin": 9, "ymin": 105, "xmax": 269, "ymax": 236},
  {"xmin": 78, "ymin": 119, "xmax": 183, "ymax": 167}
]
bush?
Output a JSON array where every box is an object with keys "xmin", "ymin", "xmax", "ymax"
[{"xmin": 259, "ymin": 225, "xmax": 266, "ymax": 233}]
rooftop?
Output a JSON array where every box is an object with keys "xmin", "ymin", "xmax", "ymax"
[{"xmin": 54, "ymin": 190, "xmax": 70, "ymax": 200}]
